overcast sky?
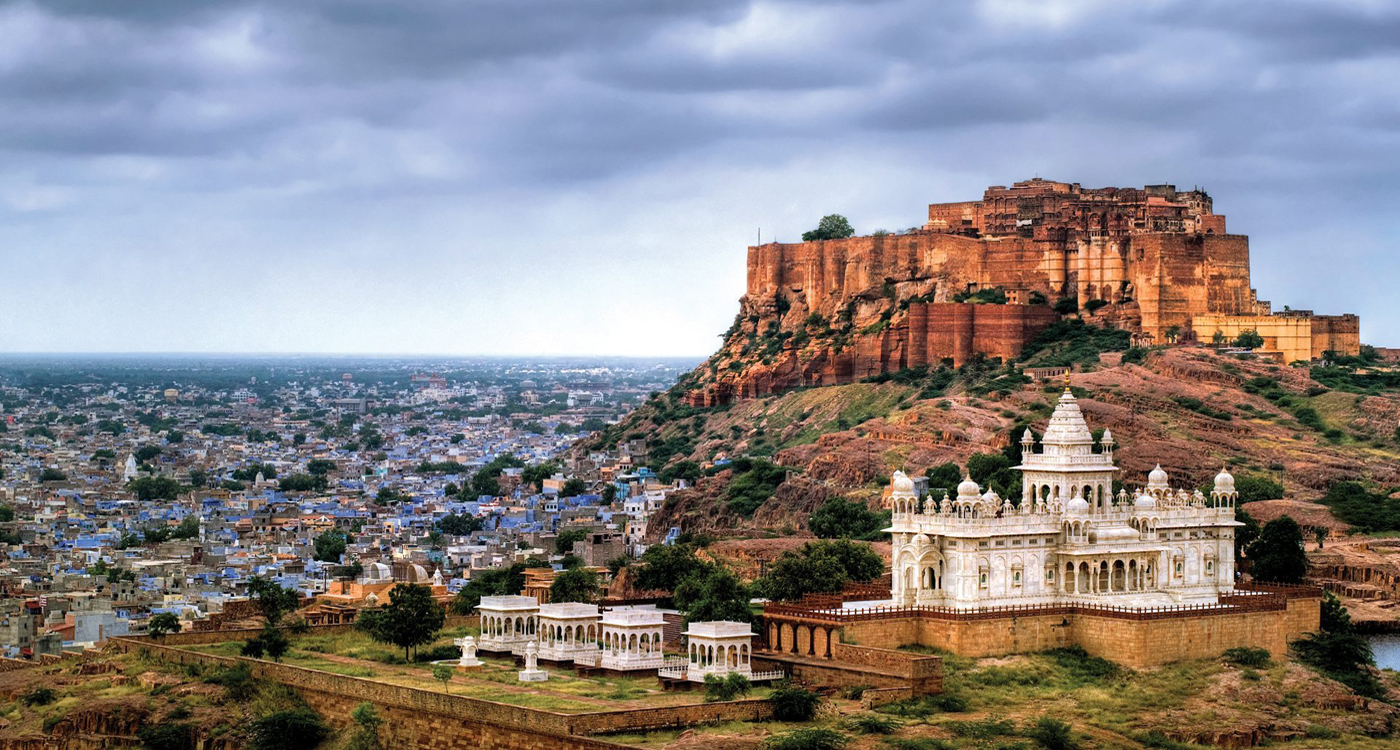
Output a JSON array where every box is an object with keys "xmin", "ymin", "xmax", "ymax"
[{"xmin": 2, "ymin": 0, "xmax": 1397, "ymax": 355}]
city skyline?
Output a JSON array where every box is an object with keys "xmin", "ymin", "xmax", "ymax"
[{"xmin": 3, "ymin": 0, "xmax": 1399, "ymax": 355}]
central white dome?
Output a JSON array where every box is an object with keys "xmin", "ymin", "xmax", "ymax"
[{"xmin": 957, "ymin": 477, "xmax": 981, "ymax": 500}]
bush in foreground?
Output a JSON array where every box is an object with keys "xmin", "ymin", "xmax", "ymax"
[
  {"xmin": 760, "ymin": 728, "xmax": 848, "ymax": 750},
  {"xmin": 248, "ymin": 708, "xmax": 330, "ymax": 750},
  {"xmin": 768, "ymin": 684, "xmax": 822, "ymax": 721}
]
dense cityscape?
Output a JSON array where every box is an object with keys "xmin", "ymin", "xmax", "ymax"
[{"xmin": 0, "ymin": 356, "xmax": 696, "ymax": 656}]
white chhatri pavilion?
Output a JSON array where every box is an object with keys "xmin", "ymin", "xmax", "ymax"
[
  {"xmin": 598, "ymin": 607, "xmax": 666, "ymax": 672},
  {"xmin": 887, "ymin": 388, "xmax": 1241, "ymax": 609},
  {"xmin": 477, "ymin": 595, "xmax": 539, "ymax": 655},
  {"xmin": 536, "ymin": 602, "xmax": 602, "ymax": 664}
]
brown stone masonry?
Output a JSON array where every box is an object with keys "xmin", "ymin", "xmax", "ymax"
[
  {"xmin": 110, "ymin": 637, "xmax": 775, "ymax": 749},
  {"xmin": 761, "ymin": 582, "xmax": 1321, "ymax": 670}
]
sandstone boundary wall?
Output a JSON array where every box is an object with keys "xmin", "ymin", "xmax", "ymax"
[{"xmin": 111, "ymin": 637, "xmax": 774, "ymax": 748}]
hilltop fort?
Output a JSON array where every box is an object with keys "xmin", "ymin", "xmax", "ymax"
[{"xmin": 687, "ymin": 178, "xmax": 1359, "ymax": 405}]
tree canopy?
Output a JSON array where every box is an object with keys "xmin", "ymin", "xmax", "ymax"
[
  {"xmin": 1249, "ymin": 516, "xmax": 1308, "ymax": 584},
  {"xmin": 357, "ymin": 583, "xmax": 445, "ymax": 660},
  {"xmin": 807, "ymin": 497, "xmax": 889, "ymax": 540},
  {"xmin": 761, "ymin": 539, "xmax": 884, "ymax": 602},
  {"xmin": 548, "ymin": 567, "xmax": 600, "ymax": 603},
  {"xmin": 312, "ymin": 529, "xmax": 347, "ymax": 563},
  {"xmin": 801, "ymin": 214, "xmax": 855, "ymax": 242}
]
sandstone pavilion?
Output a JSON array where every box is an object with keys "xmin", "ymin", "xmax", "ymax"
[{"xmin": 760, "ymin": 388, "xmax": 1323, "ymax": 669}]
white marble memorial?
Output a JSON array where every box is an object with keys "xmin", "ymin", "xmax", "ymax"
[
  {"xmin": 454, "ymin": 636, "xmax": 482, "ymax": 668},
  {"xmin": 517, "ymin": 641, "xmax": 548, "ymax": 682},
  {"xmin": 477, "ymin": 595, "xmax": 540, "ymax": 655},
  {"xmin": 888, "ymin": 388, "xmax": 1241, "ymax": 610}
]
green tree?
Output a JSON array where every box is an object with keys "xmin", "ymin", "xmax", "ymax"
[
  {"xmin": 312, "ymin": 529, "xmax": 347, "ymax": 563},
  {"xmin": 247, "ymin": 576, "xmax": 301, "ymax": 625},
  {"xmin": 187, "ymin": 468, "xmax": 207, "ymax": 487},
  {"xmin": 451, "ymin": 563, "xmax": 527, "ymax": 614},
  {"xmin": 802, "ymin": 214, "xmax": 855, "ymax": 242},
  {"xmin": 359, "ymin": 583, "xmax": 444, "ymax": 660},
  {"xmin": 808, "ymin": 497, "xmax": 888, "ymax": 540},
  {"xmin": 279, "ymin": 473, "xmax": 328, "ymax": 492},
  {"xmin": 1249, "ymin": 516, "xmax": 1308, "ymax": 584},
  {"xmin": 548, "ymin": 567, "xmax": 600, "ymax": 604},
  {"xmin": 39, "ymin": 468, "xmax": 67, "ymax": 482},
  {"xmin": 1233, "ymin": 329, "xmax": 1265, "ymax": 349},
  {"xmin": 1235, "ymin": 508, "xmax": 1261, "ymax": 565},
  {"xmin": 432, "ymin": 663, "xmax": 454, "ymax": 693},
  {"xmin": 128, "ymin": 476, "xmax": 181, "ymax": 501},
  {"xmin": 438, "ymin": 514, "xmax": 482, "ymax": 536},
  {"xmin": 633, "ymin": 544, "xmax": 706, "ymax": 592},
  {"xmin": 555, "ymin": 528, "xmax": 588, "ymax": 555},
  {"xmin": 135, "ymin": 445, "xmax": 163, "ymax": 463},
  {"xmin": 248, "ymin": 708, "xmax": 329, "ymax": 750},
  {"xmin": 559, "ymin": 477, "xmax": 587, "ymax": 498},
  {"xmin": 306, "ymin": 459, "xmax": 335, "ymax": 475},
  {"xmin": 925, "ymin": 462, "xmax": 962, "ymax": 497},
  {"xmin": 346, "ymin": 703, "xmax": 384, "ymax": 750},
  {"xmin": 703, "ymin": 672, "xmax": 752, "ymax": 702},
  {"xmin": 762, "ymin": 540, "xmax": 884, "ymax": 602},
  {"xmin": 148, "ymin": 612, "xmax": 181, "ymax": 639},
  {"xmin": 674, "ymin": 565, "xmax": 751, "ymax": 624},
  {"xmin": 0, "ymin": 506, "xmax": 13, "ymax": 523}
]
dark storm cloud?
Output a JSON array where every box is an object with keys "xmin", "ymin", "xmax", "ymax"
[{"xmin": 1, "ymin": 0, "xmax": 1397, "ymax": 353}]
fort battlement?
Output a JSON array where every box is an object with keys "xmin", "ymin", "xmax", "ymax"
[{"xmin": 689, "ymin": 179, "xmax": 1360, "ymax": 405}]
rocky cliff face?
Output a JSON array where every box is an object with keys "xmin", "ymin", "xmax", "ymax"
[{"xmin": 600, "ymin": 347, "xmax": 1400, "ymax": 539}]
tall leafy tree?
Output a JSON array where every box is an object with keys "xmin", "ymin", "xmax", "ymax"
[
  {"xmin": 312, "ymin": 529, "xmax": 347, "ymax": 563},
  {"xmin": 548, "ymin": 568, "xmax": 599, "ymax": 604},
  {"xmin": 808, "ymin": 497, "xmax": 888, "ymax": 540},
  {"xmin": 1249, "ymin": 516, "xmax": 1308, "ymax": 584},
  {"xmin": 359, "ymin": 583, "xmax": 444, "ymax": 660},
  {"xmin": 801, "ymin": 214, "xmax": 855, "ymax": 242}
]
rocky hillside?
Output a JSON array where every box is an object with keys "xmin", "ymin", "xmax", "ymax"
[{"xmin": 589, "ymin": 346, "xmax": 1400, "ymax": 541}]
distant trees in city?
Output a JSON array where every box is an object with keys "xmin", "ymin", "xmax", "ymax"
[
  {"xmin": 128, "ymin": 476, "xmax": 181, "ymax": 501},
  {"xmin": 306, "ymin": 459, "xmax": 335, "ymax": 475},
  {"xmin": 437, "ymin": 513, "xmax": 482, "ymax": 537},
  {"xmin": 548, "ymin": 567, "xmax": 600, "ymax": 604},
  {"xmin": 470, "ymin": 453, "xmax": 526, "ymax": 497},
  {"xmin": 134, "ymin": 445, "xmax": 163, "ymax": 463},
  {"xmin": 312, "ymin": 529, "xmax": 347, "ymax": 563},
  {"xmin": 555, "ymin": 528, "xmax": 588, "ymax": 555},
  {"xmin": 232, "ymin": 463, "xmax": 277, "ymax": 482},
  {"xmin": 808, "ymin": 497, "xmax": 889, "ymax": 540},
  {"xmin": 279, "ymin": 473, "xmax": 328, "ymax": 492},
  {"xmin": 375, "ymin": 487, "xmax": 409, "ymax": 504},
  {"xmin": 148, "ymin": 612, "xmax": 181, "ymax": 639},
  {"xmin": 559, "ymin": 477, "xmax": 587, "ymax": 498},
  {"xmin": 38, "ymin": 468, "xmax": 66, "ymax": 482},
  {"xmin": 802, "ymin": 214, "xmax": 855, "ymax": 242},
  {"xmin": 0, "ymin": 505, "xmax": 13, "ymax": 523},
  {"xmin": 357, "ymin": 583, "xmax": 444, "ymax": 661},
  {"xmin": 1248, "ymin": 516, "xmax": 1308, "ymax": 584},
  {"xmin": 759, "ymin": 539, "xmax": 884, "ymax": 602}
]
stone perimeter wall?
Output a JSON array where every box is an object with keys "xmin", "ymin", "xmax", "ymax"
[
  {"xmin": 835, "ymin": 597, "xmax": 1320, "ymax": 669},
  {"xmin": 110, "ymin": 637, "xmax": 773, "ymax": 749}
]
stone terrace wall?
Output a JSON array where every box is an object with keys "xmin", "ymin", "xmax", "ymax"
[
  {"xmin": 111, "ymin": 637, "xmax": 771, "ymax": 747},
  {"xmin": 832, "ymin": 594, "xmax": 1321, "ymax": 669}
]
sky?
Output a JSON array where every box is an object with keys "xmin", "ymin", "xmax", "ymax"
[{"xmin": 1, "ymin": 0, "xmax": 1398, "ymax": 356}]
